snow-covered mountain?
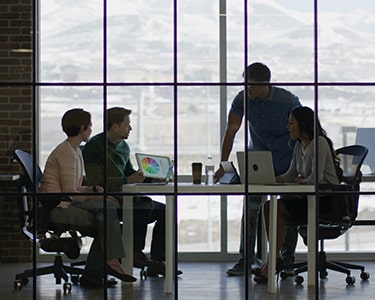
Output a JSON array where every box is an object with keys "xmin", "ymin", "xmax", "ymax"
[
  {"xmin": 39, "ymin": 0, "xmax": 375, "ymax": 84},
  {"xmin": 38, "ymin": 1, "xmax": 375, "ymax": 175}
]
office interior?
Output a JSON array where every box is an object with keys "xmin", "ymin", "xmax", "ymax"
[{"xmin": 1, "ymin": 0, "xmax": 375, "ymax": 299}]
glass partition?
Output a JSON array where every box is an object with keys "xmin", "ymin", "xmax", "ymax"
[{"xmin": 38, "ymin": 1, "xmax": 375, "ymax": 297}]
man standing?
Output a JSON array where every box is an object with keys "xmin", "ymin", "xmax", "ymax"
[
  {"xmin": 83, "ymin": 107, "xmax": 181, "ymax": 277},
  {"xmin": 215, "ymin": 62, "xmax": 302, "ymax": 275}
]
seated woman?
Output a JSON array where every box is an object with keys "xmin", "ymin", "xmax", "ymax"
[
  {"xmin": 253, "ymin": 106, "xmax": 341, "ymax": 284},
  {"xmin": 40, "ymin": 108, "xmax": 136, "ymax": 287}
]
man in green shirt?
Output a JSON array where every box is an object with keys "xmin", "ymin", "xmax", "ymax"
[{"xmin": 83, "ymin": 107, "xmax": 181, "ymax": 277}]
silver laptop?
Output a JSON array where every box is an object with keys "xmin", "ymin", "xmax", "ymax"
[
  {"xmin": 135, "ymin": 153, "xmax": 173, "ymax": 182},
  {"xmin": 236, "ymin": 151, "xmax": 277, "ymax": 184}
]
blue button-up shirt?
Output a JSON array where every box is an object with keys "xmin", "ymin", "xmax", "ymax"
[{"xmin": 230, "ymin": 86, "xmax": 301, "ymax": 175}]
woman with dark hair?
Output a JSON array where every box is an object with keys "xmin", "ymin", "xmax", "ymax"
[
  {"xmin": 253, "ymin": 106, "xmax": 341, "ymax": 283},
  {"xmin": 40, "ymin": 108, "xmax": 136, "ymax": 287}
]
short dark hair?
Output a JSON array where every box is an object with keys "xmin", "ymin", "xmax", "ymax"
[
  {"xmin": 61, "ymin": 108, "xmax": 91, "ymax": 137},
  {"xmin": 244, "ymin": 62, "xmax": 271, "ymax": 82},
  {"xmin": 107, "ymin": 107, "xmax": 132, "ymax": 130}
]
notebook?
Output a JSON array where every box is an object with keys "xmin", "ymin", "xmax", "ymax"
[
  {"xmin": 135, "ymin": 153, "xmax": 173, "ymax": 181},
  {"xmin": 236, "ymin": 151, "xmax": 278, "ymax": 185}
]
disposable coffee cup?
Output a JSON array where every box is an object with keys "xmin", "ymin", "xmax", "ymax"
[{"xmin": 192, "ymin": 162, "xmax": 202, "ymax": 184}]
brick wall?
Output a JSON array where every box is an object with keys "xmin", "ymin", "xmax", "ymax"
[{"xmin": 0, "ymin": 0, "xmax": 33, "ymax": 263}]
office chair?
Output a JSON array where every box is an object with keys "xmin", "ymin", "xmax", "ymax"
[
  {"xmin": 281, "ymin": 145, "xmax": 370, "ymax": 285},
  {"xmin": 13, "ymin": 149, "xmax": 85, "ymax": 293}
]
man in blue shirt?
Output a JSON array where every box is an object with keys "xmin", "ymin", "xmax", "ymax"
[{"xmin": 215, "ymin": 62, "xmax": 302, "ymax": 276}]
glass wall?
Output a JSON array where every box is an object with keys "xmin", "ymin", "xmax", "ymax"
[{"xmin": 39, "ymin": 0, "xmax": 375, "ymax": 261}]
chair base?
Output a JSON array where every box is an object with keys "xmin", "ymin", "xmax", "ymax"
[
  {"xmin": 282, "ymin": 250, "xmax": 370, "ymax": 285},
  {"xmin": 14, "ymin": 255, "xmax": 84, "ymax": 292}
]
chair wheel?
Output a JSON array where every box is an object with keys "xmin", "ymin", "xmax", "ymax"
[
  {"xmin": 360, "ymin": 271, "xmax": 370, "ymax": 280},
  {"xmin": 14, "ymin": 280, "xmax": 22, "ymax": 290},
  {"xmin": 295, "ymin": 275, "xmax": 304, "ymax": 285},
  {"xmin": 140, "ymin": 269, "xmax": 147, "ymax": 280},
  {"xmin": 71, "ymin": 274, "xmax": 80, "ymax": 285},
  {"xmin": 14, "ymin": 276, "xmax": 28, "ymax": 289},
  {"xmin": 320, "ymin": 270, "xmax": 328, "ymax": 279},
  {"xmin": 63, "ymin": 282, "xmax": 72, "ymax": 294},
  {"xmin": 346, "ymin": 276, "xmax": 355, "ymax": 285}
]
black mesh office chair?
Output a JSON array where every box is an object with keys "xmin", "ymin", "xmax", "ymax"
[
  {"xmin": 13, "ymin": 149, "xmax": 85, "ymax": 293},
  {"xmin": 282, "ymin": 145, "xmax": 370, "ymax": 285}
]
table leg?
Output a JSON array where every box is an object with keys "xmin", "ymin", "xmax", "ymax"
[
  {"xmin": 307, "ymin": 195, "xmax": 316, "ymax": 286},
  {"xmin": 165, "ymin": 195, "xmax": 174, "ymax": 293},
  {"xmin": 122, "ymin": 195, "xmax": 134, "ymax": 277},
  {"xmin": 267, "ymin": 195, "xmax": 277, "ymax": 293},
  {"xmin": 261, "ymin": 195, "xmax": 268, "ymax": 263}
]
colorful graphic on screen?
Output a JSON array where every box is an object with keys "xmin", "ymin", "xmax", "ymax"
[{"xmin": 141, "ymin": 157, "xmax": 160, "ymax": 174}]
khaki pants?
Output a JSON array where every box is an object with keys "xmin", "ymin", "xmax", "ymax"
[{"xmin": 50, "ymin": 199, "xmax": 125, "ymax": 275}]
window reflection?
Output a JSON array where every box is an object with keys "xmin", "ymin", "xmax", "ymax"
[{"xmin": 40, "ymin": 0, "xmax": 375, "ymax": 255}]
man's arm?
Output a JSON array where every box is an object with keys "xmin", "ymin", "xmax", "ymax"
[{"xmin": 214, "ymin": 112, "xmax": 242, "ymax": 180}]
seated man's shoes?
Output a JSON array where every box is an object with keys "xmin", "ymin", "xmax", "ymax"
[
  {"xmin": 146, "ymin": 262, "xmax": 183, "ymax": 277},
  {"xmin": 253, "ymin": 259, "xmax": 284, "ymax": 284},
  {"xmin": 250, "ymin": 267, "xmax": 261, "ymax": 276},
  {"xmin": 253, "ymin": 274, "xmax": 268, "ymax": 284},
  {"xmin": 226, "ymin": 262, "xmax": 246, "ymax": 276},
  {"xmin": 134, "ymin": 251, "xmax": 159, "ymax": 268},
  {"xmin": 79, "ymin": 275, "xmax": 117, "ymax": 288}
]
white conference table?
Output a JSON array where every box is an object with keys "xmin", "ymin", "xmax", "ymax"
[
  {"xmin": 363, "ymin": 174, "xmax": 375, "ymax": 182},
  {"xmin": 122, "ymin": 183, "xmax": 315, "ymax": 294}
]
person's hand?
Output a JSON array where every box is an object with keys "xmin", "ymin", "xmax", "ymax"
[
  {"xmin": 94, "ymin": 185, "xmax": 104, "ymax": 192},
  {"xmin": 127, "ymin": 171, "xmax": 145, "ymax": 184},
  {"xmin": 214, "ymin": 166, "xmax": 225, "ymax": 183},
  {"xmin": 150, "ymin": 177, "xmax": 164, "ymax": 183},
  {"xmin": 294, "ymin": 175, "xmax": 306, "ymax": 184},
  {"xmin": 58, "ymin": 201, "xmax": 70, "ymax": 209},
  {"xmin": 275, "ymin": 176, "xmax": 284, "ymax": 183},
  {"xmin": 106, "ymin": 195, "xmax": 120, "ymax": 207}
]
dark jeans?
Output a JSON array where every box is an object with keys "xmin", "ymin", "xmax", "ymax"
[
  {"xmin": 133, "ymin": 196, "xmax": 166, "ymax": 261},
  {"xmin": 238, "ymin": 195, "xmax": 298, "ymax": 266}
]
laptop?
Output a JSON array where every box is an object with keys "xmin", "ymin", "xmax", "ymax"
[
  {"xmin": 355, "ymin": 128, "xmax": 375, "ymax": 174},
  {"xmin": 236, "ymin": 151, "xmax": 278, "ymax": 185},
  {"xmin": 135, "ymin": 153, "xmax": 173, "ymax": 183}
]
